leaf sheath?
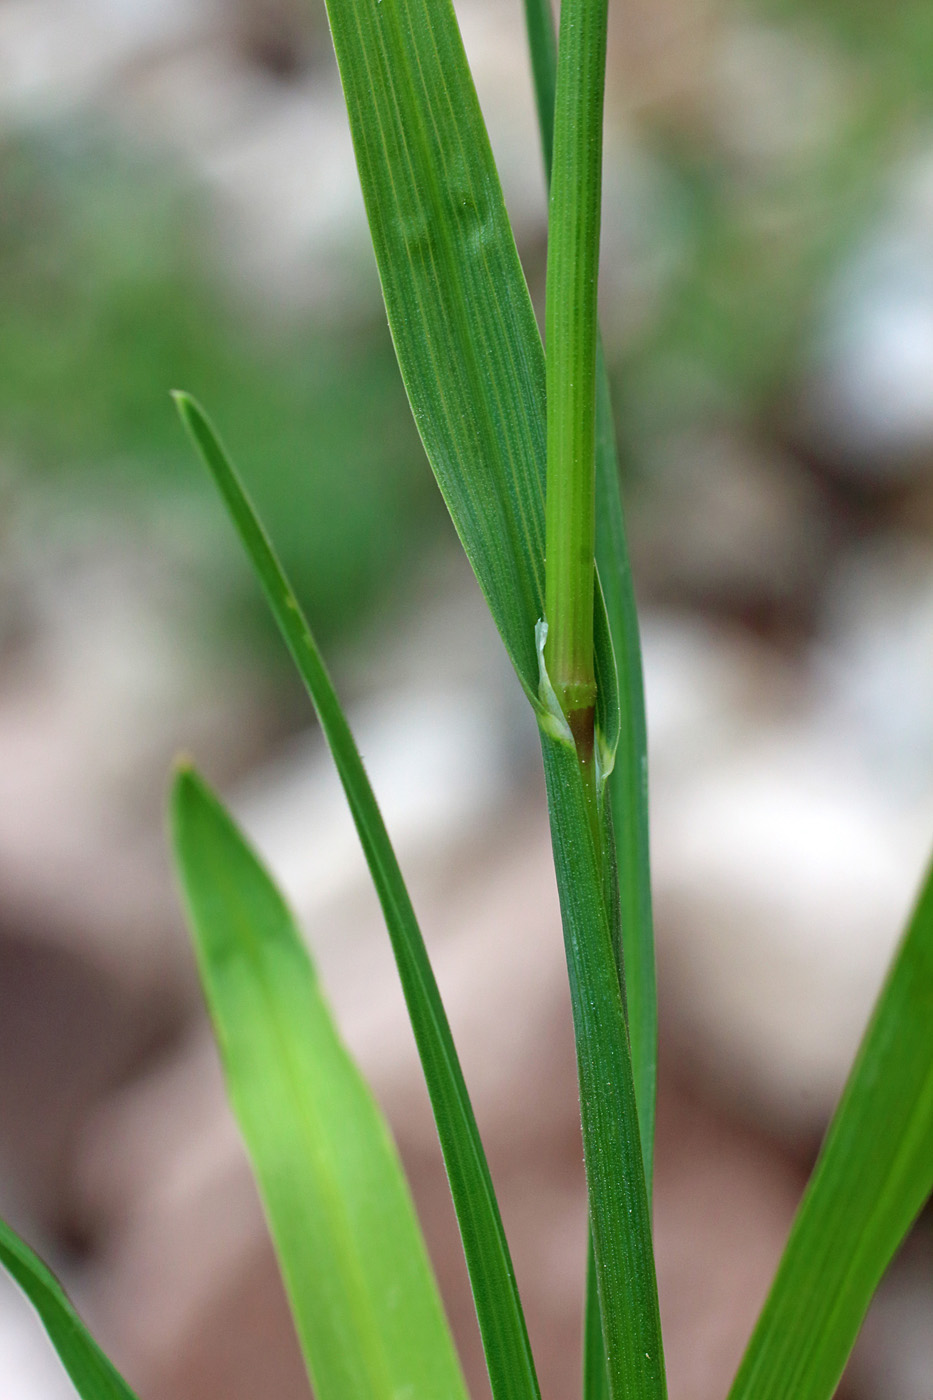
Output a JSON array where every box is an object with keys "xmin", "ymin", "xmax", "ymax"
[{"xmin": 540, "ymin": 728, "xmax": 666, "ymax": 1400}]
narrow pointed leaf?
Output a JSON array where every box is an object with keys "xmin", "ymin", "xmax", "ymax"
[
  {"xmin": 0, "ymin": 1217, "xmax": 139, "ymax": 1400},
  {"xmin": 172, "ymin": 766, "xmax": 468, "ymax": 1400},
  {"xmin": 540, "ymin": 725, "xmax": 666, "ymax": 1400},
  {"xmin": 729, "ymin": 856, "xmax": 933, "ymax": 1400},
  {"xmin": 175, "ymin": 393, "xmax": 542, "ymax": 1400}
]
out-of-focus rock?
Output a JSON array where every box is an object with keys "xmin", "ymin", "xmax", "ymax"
[
  {"xmin": 0, "ymin": 519, "xmax": 270, "ymax": 1221},
  {"xmin": 630, "ymin": 428, "xmax": 832, "ymax": 625},
  {"xmin": 645, "ymin": 601, "xmax": 933, "ymax": 1138},
  {"xmin": 798, "ymin": 149, "xmax": 933, "ymax": 476},
  {"xmin": 815, "ymin": 538, "xmax": 933, "ymax": 798},
  {"xmin": 654, "ymin": 1073, "xmax": 806, "ymax": 1400},
  {"xmin": 847, "ymin": 1214, "xmax": 933, "ymax": 1400},
  {"xmin": 0, "ymin": 0, "xmax": 546, "ymax": 314}
]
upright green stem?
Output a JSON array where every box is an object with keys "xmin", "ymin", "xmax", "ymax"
[
  {"xmin": 544, "ymin": 0, "xmax": 609, "ymax": 765},
  {"xmin": 527, "ymin": 0, "xmax": 657, "ymax": 1195}
]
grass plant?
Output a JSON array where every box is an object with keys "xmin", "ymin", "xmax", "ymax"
[{"xmin": 3, "ymin": 1, "xmax": 933, "ymax": 1398}]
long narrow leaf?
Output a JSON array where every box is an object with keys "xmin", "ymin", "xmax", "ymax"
[
  {"xmin": 172, "ymin": 766, "xmax": 467, "ymax": 1400},
  {"xmin": 0, "ymin": 1217, "xmax": 139, "ymax": 1400},
  {"xmin": 175, "ymin": 393, "xmax": 541, "ymax": 1400},
  {"xmin": 325, "ymin": 0, "xmax": 545, "ymax": 696},
  {"xmin": 729, "ymin": 856, "xmax": 933, "ymax": 1400},
  {"xmin": 540, "ymin": 724, "xmax": 666, "ymax": 1400}
]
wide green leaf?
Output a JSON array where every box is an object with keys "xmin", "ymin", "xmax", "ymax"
[
  {"xmin": 729, "ymin": 855, "xmax": 933, "ymax": 1400},
  {"xmin": 175, "ymin": 393, "xmax": 541, "ymax": 1400},
  {"xmin": 322, "ymin": 0, "xmax": 546, "ymax": 699},
  {"xmin": 172, "ymin": 765, "xmax": 468, "ymax": 1400},
  {"xmin": 0, "ymin": 1217, "xmax": 139, "ymax": 1400}
]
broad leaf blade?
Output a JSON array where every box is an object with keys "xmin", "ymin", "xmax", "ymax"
[
  {"xmin": 322, "ymin": 0, "xmax": 546, "ymax": 700},
  {"xmin": 175, "ymin": 393, "xmax": 542, "ymax": 1400},
  {"xmin": 0, "ymin": 1217, "xmax": 139, "ymax": 1400},
  {"xmin": 172, "ymin": 766, "xmax": 468, "ymax": 1400},
  {"xmin": 729, "ymin": 857, "xmax": 933, "ymax": 1400}
]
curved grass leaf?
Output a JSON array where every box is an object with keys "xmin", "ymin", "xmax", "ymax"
[
  {"xmin": 174, "ymin": 393, "xmax": 541, "ymax": 1400},
  {"xmin": 172, "ymin": 766, "xmax": 468, "ymax": 1400},
  {"xmin": 540, "ymin": 726, "xmax": 666, "ymax": 1400},
  {"xmin": 0, "ymin": 1217, "xmax": 139, "ymax": 1400},
  {"xmin": 729, "ymin": 856, "xmax": 933, "ymax": 1400}
]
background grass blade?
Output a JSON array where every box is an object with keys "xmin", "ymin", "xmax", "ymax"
[
  {"xmin": 522, "ymin": 0, "xmax": 557, "ymax": 177},
  {"xmin": 523, "ymin": 0, "xmax": 657, "ymax": 1186},
  {"xmin": 728, "ymin": 856, "xmax": 933, "ymax": 1400},
  {"xmin": 175, "ymin": 393, "xmax": 542, "ymax": 1400},
  {"xmin": 172, "ymin": 765, "xmax": 469, "ymax": 1400},
  {"xmin": 540, "ymin": 727, "xmax": 666, "ymax": 1400},
  {"xmin": 0, "ymin": 1217, "xmax": 140, "ymax": 1400}
]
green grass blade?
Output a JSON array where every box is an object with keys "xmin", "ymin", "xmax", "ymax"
[
  {"xmin": 523, "ymin": 0, "xmax": 657, "ymax": 1188},
  {"xmin": 0, "ymin": 1218, "xmax": 140, "ymax": 1400},
  {"xmin": 594, "ymin": 365, "xmax": 657, "ymax": 1186},
  {"xmin": 728, "ymin": 856, "xmax": 933, "ymax": 1400},
  {"xmin": 522, "ymin": 0, "xmax": 557, "ymax": 177},
  {"xmin": 175, "ymin": 393, "xmax": 542, "ymax": 1400},
  {"xmin": 583, "ymin": 1230, "xmax": 610, "ymax": 1400},
  {"xmin": 322, "ymin": 0, "xmax": 547, "ymax": 700},
  {"xmin": 540, "ymin": 725, "xmax": 666, "ymax": 1400},
  {"xmin": 172, "ymin": 766, "xmax": 468, "ymax": 1400}
]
